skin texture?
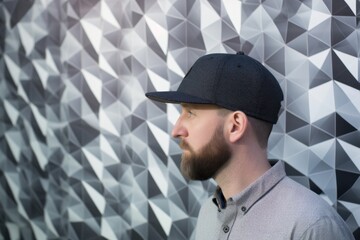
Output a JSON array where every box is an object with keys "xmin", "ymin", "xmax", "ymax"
[{"xmin": 172, "ymin": 103, "xmax": 272, "ymax": 199}]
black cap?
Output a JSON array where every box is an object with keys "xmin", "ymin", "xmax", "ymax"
[{"xmin": 145, "ymin": 52, "xmax": 284, "ymax": 124}]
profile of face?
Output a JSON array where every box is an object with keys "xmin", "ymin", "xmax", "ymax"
[{"xmin": 172, "ymin": 104, "xmax": 231, "ymax": 180}]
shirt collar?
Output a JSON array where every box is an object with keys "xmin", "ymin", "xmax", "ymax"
[
  {"xmin": 212, "ymin": 160, "xmax": 286, "ymax": 212},
  {"xmin": 213, "ymin": 186, "xmax": 227, "ymax": 211}
]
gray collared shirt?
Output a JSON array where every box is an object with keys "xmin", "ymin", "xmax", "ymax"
[{"xmin": 195, "ymin": 161, "xmax": 355, "ymax": 240}]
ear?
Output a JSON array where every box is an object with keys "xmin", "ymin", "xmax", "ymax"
[{"xmin": 227, "ymin": 111, "xmax": 248, "ymax": 143}]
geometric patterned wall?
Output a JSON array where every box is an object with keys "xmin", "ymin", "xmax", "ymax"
[{"xmin": 0, "ymin": 0, "xmax": 359, "ymax": 239}]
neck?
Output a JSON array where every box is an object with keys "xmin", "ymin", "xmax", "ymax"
[{"xmin": 214, "ymin": 148, "xmax": 271, "ymax": 200}]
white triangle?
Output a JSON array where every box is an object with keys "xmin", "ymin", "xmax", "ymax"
[
  {"xmin": 82, "ymin": 181, "xmax": 106, "ymax": 214},
  {"xmin": 144, "ymin": 15, "xmax": 168, "ymax": 54},
  {"xmin": 333, "ymin": 49, "xmax": 358, "ymax": 80},
  {"xmin": 101, "ymin": 1, "xmax": 120, "ymax": 28},
  {"xmin": 147, "ymin": 69, "xmax": 170, "ymax": 91},
  {"xmin": 309, "ymin": 49, "xmax": 330, "ymax": 70},
  {"xmin": 309, "ymin": 9, "xmax": 331, "ymax": 30},
  {"xmin": 200, "ymin": 0, "xmax": 220, "ymax": 29},
  {"xmin": 82, "ymin": 69, "xmax": 102, "ymax": 102},
  {"xmin": 223, "ymin": 0, "xmax": 242, "ymax": 33},
  {"xmin": 309, "ymin": 81, "xmax": 335, "ymax": 123},
  {"xmin": 167, "ymin": 52, "xmax": 184, "ymax": 77},
  {"xmin": 149, "ymin": 200, "xmax": 172, "ymax": 235}
]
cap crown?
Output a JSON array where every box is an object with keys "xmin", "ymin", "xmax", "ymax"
[
  {"xmin": 145, "ymin": 53, "xmax": 284, "ymax": 124},
  {"xmin": 177, "ymin": 53, "xmax": 283, "ymax": 123}
]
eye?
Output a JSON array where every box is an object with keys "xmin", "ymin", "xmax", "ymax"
[
  {"xmin": 180, "ymin": 105, "xmax": 196, "ymax": 118},
  {"xmin": 186, "ymin": 109, "xmax": 195, "ymax": 118}
]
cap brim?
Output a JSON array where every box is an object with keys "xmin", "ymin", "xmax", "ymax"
[{"xmin": 145, "ymin": 91, "xmax": 212, "ymax": 104}]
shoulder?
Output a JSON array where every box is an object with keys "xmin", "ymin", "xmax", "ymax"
[
  {"xmin": 274, "ymin": 177, "xmax": 335, "ymax": 218},
  {"xmin": 275, "ymin": 176, "xmax": 332, "ymax": 209},
  {"xmin": 299, "ymin": 216, "xmax": 355, "ymax": 240},
  {"xmin": 273, "ymin": 177, "xmax": 354, "ymax": 239}
]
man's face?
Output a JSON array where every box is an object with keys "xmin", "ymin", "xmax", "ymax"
[{"xmin": 172, "ymin": 104, "xmax": 231, "ymax": 180}]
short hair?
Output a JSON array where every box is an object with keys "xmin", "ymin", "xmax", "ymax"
[
  {"xmin": 217, "ymin": 108, "xmax": 273, "ymax": 148},
  {"xmin": 247, "ymin": 116, "xmax": 273, "ymax": 149}
]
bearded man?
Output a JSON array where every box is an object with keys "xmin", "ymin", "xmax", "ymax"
[{"xmin": 146, "ymin": 52, "xmax": 354, "ymax": 240}]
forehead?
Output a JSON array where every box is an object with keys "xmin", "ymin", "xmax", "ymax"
[{"xmin": 181, "ymin": 103, "xmax": 232, "ymax": 117}]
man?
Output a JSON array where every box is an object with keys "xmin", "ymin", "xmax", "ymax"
[{"xmin": 145, "ymin": 52, "xmax": 354, "ymax": 239}]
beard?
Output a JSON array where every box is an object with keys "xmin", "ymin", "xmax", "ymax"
[{"xmin": 179, "ymin": 123, "xmax": 231, "ymax": 180}]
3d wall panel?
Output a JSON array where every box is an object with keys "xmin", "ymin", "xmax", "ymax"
[{"xmin": 0, "ymin": 0, "xmax": 359, "ymax": 239}]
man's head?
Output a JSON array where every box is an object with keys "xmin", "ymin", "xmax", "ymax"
[{"xmin": 145, "ymin": 52, "xmax": 283, "ymax": 180}]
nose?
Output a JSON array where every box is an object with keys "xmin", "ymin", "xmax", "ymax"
[{"xmin": 171, "ymin": 117, "xmax": 188, "ymax": 138}]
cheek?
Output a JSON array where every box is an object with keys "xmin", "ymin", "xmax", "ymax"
[{"xmin": 190, "ymin": 125, "xmax": 219, "ymax": 149}]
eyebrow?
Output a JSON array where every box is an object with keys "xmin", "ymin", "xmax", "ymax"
[
  {"xmin": 181, "ymin": 103, "xmax": 221, "ymax": 110},
  {"xmin": 180, "ymin": 103, "xmax": 202, "ymax": 111},
  {"xmin": 180, "ymin": 103, "xmax": 192, "ymax": 108}
]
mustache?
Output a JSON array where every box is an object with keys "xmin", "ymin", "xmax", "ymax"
[{"xmin": 179, "ymin": 140, "xmax": 190, "ymax": 150}]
